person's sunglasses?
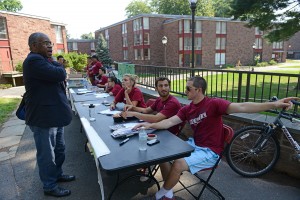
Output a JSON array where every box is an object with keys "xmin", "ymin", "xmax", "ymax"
[{"xmin": 186, "ymin": 86, "xmax": 199, "ymax": 92}]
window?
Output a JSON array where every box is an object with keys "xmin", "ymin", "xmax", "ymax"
[
  {"xmin": 144, "ymin": 48, "xmax": 150, "ymax": 60},
  {"xmin": 215, "ymin": 53, "xmax": 225, "ymax": 65},
  {"xmin": 0, "ymin": 18, "xmax": 8, "ymax": 39},
  {"xmin": 255, "ymin": 27, "xmax": 263, "ymax": 35},
  {"xmin": 122, "ymin": 23, "xmax": 127, "ymax": 34},
  {"xmin": 133, "ymin": 18, "xmax": 142, "ymax": 31},
  {"xmin": 184, "ymin": 37, "xmax": 192, "ymax": 50},
  {"xmin": 216, "ymin": 38, "xmax": 226, "ymax": 50},
  {"xmin": 216, "ymin": 22, "xmax": 226, "ymax": 34},
  {"xmin": 255, "ymin": 38, "xmax": 263, "ymax": 49},
  {"xmin": 123, "ymin": 36, "xmax": 128, "ymax": 47},
  {"xmin": 123, "ymin": 50, "xmax": 128, "ymax": 60},
  {"xmin": 73, "ymin": 42, "xmax": 78, "ymax": 50},
  {"xmin": 184, "ymin": 54, "xmax": 190, "ymax": 67},
  {"xmin": 195, "ymin": 37, "xmax": 201, "ymax": 50},
  {"xmin": 179, "ymin": 37, "xmax": 183, "ymax": 50},
  {"xmin": 179, "ymin": 54, "xmax": 183, "ymax": 66},
  {"xmin": 67, "ymin": 42, "xmax": 72, "ymax": 51},
  {"xmin": 54, "ymin": 25, "xmax": 63, "ymax": 43},
  {"xmin": 134, "ymin": 49, "xmax": 143, "ymax": 60},
  {"xmin": 105, "ymin": 30, "xmax": 109, "ymax": 49},
  {"xmin": 196, "ymin": 54, "xmax": 201, "ymax": 66},
  {"xmin": 195, "ymin": 21, "xmax": 201, "ymax": 33},
  {"xmin": 179, "ymin": 20, "xmax": 182, "ymax": 33},
  {"xmin": 144, "ymin": 33, "xmax": 150, "ymax": 45},
  {"xmin": 91, "ymin": 42, "xmax": 95, "ymax": 50},
  {"xmin": 273, "ymin": 41, "xmax": 283, "ymax": 49},
  {"xmin": 184, "ymin": 20, "xmax": 190, "ymax": 33},
  {"xmin": 134, "ymin": 33, "xmax": 142, "ymax": 45},
  {"xmin": 143, "ymin": 17, "xmax": 149, "ymax": 29}
]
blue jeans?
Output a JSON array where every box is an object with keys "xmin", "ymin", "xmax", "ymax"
[{"xmin": 30, "ymin": 126, "xmax": 65, "ymax": 191}]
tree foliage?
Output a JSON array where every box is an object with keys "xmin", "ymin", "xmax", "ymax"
[
  {"xmin": 80, "ymin": 32, "xmax": 94, "ymax": 39},
  {"xmin": 95, "ymin": 34, "xmax": 113, "ymax": 65},
  {"xmin": 230, "ymin": 0, "xmax": 300, "ymax": 42},
  {"xmin": 126, "ymin": 0, "xmax": 153, "ymax": 18},
  {"xmin": 213, "ymin": 0, "xmax": 233, "ymax": 17},
  {"xmin": 53, "ymin": 52, "xmax": 88, "ymax": 72},
  {"xmin": 126, "ymin": 0, "xmax": 215, "ymax": 17},
  {"xmin": 0, "ymin": 0, "xmax": 22, "ymax": 12}
]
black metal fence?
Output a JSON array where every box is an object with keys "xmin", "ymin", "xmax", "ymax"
[{"xmin": 135, "ymin": 65, "xmax": 300, "ymax": 103}]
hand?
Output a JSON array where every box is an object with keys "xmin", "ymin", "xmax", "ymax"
[
  {"xmin": 132, "ymin": 122, "xmax": 151, "ymax": 131},
  {"xmin": 125, "ymin": 87, "xmax": 131, "ymax": 95},
  {"xmin": 124, "ymin": 104, "xmax": 133, "ymax": 111},
  {"xmin": 121, "ymin": 111, "xmax": 134, "ymax": 119},
  {"xmin": 276, "ymin": 97, "xmax": 300, "ymax": 110},
  {"xmin": 110, "ymin": 103, "xmax": 116, "ymax": 110}
]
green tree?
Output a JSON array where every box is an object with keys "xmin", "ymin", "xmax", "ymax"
[
  {"xmin": 53, "ymin": 52, "xmax": 88, "ymax": 72},
  {"xmin": 95, "ymin": 34, "xmax": 113, "ymax": 65},
  {"xmin": 151, "ymin": 0, "xmax": 214, "ymax": 16},
  {"xmin": 0, "ymin": 0, "xmax": 22, "ymax": 12},
  {"xmin": 230, "ymin": 0, "xmax": 300, "ymax": 42},
  {"xmin": 80, "ymin": 32, "xmax": 94, "ymax": 39},
  {"xmin": 126, "ymin": 0, "xmax": 153, "ymax": 18},
  {"xmin": 213, "ymin": 0, "xmax": 233, "ymax": 17}
]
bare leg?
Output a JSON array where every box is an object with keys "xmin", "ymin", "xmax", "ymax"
[
  {"xmin": 163, "ymin": 158, "xmax": 189, "ymax": 190},
  {"xmin": 159, "ymin": 162, "xmax": 172, "ymax": 181}
]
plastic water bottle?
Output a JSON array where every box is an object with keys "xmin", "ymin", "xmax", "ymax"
[
  {"xmin": 89, "ymin": 104, "xmax": 96, "ymax": 121},
  {"xmin": 139, "ymin": 127, "xmax": 147, "ymax": 151}
]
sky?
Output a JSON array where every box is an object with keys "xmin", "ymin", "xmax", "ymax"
[{"xmin": 19, "ymin": 0, "xmax": 133, "ymax": 39}]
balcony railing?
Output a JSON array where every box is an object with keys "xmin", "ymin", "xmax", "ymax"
[{"xmin": 135, "ymin": 65, "xmax": 300, "ymax": 103}]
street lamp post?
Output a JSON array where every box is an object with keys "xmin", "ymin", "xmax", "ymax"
[
  {"xmin": 162, "ymin": 36, "xmax": 168, "ymax": 66},
  {"xmin": 189, "ymin": 0, "xmax": 197, "ymax": 77}
]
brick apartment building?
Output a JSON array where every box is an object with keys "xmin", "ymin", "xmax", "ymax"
[
  {"xmin": 67, "ymin": 39, "xmax": 96, "ymax": 55},
  {"xmin": 95, "ymin": 14, "xmax": 288, "ymax": 68},
  {"xmin": 287, "ymin": 31, "xmax": 300, "ymax": 59},
  {"xmin": 0, "ymin": 10, "xmax": 67, "ymax": 85}
]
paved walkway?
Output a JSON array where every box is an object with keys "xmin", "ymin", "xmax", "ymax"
[{"xmin": 0, "ymin": 86, "xmax": 25, "ymax": 162}]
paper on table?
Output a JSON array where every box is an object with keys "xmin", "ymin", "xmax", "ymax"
[
  {"xmin": 98, "ymin": 109, "xmax": 121, "ymax": 115},
  {"xmin": 95, "ymin": 93, "xmax": 110, "ymax": 98},
  {"xmin": 80, "ymin": 117, "xmax": 110, "ymax": 157},
  {"xmin": 78, "ymin": 88, "xmax": 88, "ymax": 91},
  {"xmin": 69, "ymin": 88, "xmax": 75, "ymax": 94}
]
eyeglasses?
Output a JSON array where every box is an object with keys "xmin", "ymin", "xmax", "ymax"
[
  {"xmin": 186, "ymin": 86, "xmax": 198, "ymax": 92},
  {"xmin": 35, "ymin": 41, "xmax": 54, "ymax": 47}
]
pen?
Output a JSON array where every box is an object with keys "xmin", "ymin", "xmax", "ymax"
[{"xmin": 119, "ymin": 138, "xmax": 129, "ymax": 146}]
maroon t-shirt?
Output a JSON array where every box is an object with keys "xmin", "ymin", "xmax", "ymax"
[
  {"xmin": 91, "ymin": 61, "xmax": 102, "ymax": 75},
  {"xmin": 150, "ymin": 95, "xmax": 182, "ymax": 135},
  {"xmin": 177, "ymin": 97, "xmax": 230, "ymax": 155},
  {"xmin": 108, "ymin": 84, "xmax": 122, "ymax": 96},
  {"xmin": 95, "ymin": 75, "xmax": 108, "ymax": 86},
  {"xmin": 114, "ymin": 87, "xmax": 146, "ymax": 108}
]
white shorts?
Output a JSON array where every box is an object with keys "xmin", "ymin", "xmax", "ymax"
[{"xmin": 184, "ymin": 138, "xmax": 219, "ymax": 174}]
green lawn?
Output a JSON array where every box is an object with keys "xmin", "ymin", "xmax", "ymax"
[{"xmin": 0, "ymin": 98, "xmax": 21, "ymax": 124}]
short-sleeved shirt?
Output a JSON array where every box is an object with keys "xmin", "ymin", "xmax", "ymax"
[
  {"xmin": 150, "ymin": 95, "xmax": 182, "ymax": 135},
  {"xmin": 86, "ymin": 65, "xmax": 93, "ymax": 77},
  {"xmin": 114, "ymin": 87, "xmax": 146, "ymax": 108},
  {"xmin": 176, "ymin": 97, "xmax": 230, "ymax": 155},
  {"xmin": 108, "ymin": 84, "xmax": 122, "ymax": 96},
  {"xmin": 95, "ymin": 75, "xmax": 108, "ymax": 86},
  {"xmin": 91, "ymin": 61, "xmax": 102, "ymax": 75}
]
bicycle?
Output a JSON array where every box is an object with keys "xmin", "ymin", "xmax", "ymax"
[{"xmin": 226, "ymin": 97, "xmax": 300, "ymax": 177}]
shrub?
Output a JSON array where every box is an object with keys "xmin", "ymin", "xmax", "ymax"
[
  {"xmin": 53, "ymin": 52, "xmax": 89, "ymax": 72},
  {"xmin": 15, "ymin": 61, "xmax": 23, "ymax": 72},
  {"xmin": 256, "ymin": 62, "xmax": 268, "ymax": 67},
  {"xmin": 0, "ymin": 84, "xmax": 12, "ymax": 89},
  {"xmin": 268, "ymin": 59, "xmax": 277, "ymax": 65}
]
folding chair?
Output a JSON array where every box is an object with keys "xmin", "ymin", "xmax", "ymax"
[{"xmin": 179, "ymin": 124, "xmax": 234, "ymax": 200}]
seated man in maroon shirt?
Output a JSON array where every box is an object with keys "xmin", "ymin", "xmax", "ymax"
[
  {"xmin": 122, "ymin": 77, "xmax": 183, "ymax": 136},
  {"xmin": 90, "ymin": 55, "xmax": 103, "ymax": 85}
]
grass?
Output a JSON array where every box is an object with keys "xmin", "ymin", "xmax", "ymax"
[{"xmin": 0, "ymin": 98, "xmax": 21, "ymax": 124}]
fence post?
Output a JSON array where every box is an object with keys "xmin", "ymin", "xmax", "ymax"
[
  {"xmin": 245, "ymin": 72, "xmax": 251, "ymax": 102},
  {"xmin": 237, "ymin": 72, "xmax": 242, "ymax": 102}
]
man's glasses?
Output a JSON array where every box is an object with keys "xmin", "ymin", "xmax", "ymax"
[
  {"xmin": 35, "ymin": 41, "xmax": 54, "ymax": 47},
  {"xmin": 186, "ymin": 86, "xmax": 198, "ymax": 92}
]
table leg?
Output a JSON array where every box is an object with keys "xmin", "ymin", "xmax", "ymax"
[{"xmin": 94, "ymin": 156, "xmax": 105, "ymax": 200}]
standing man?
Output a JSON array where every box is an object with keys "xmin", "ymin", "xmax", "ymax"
[
  {"xmin": 90, "ymin": 55, "xmax": 103, "ymax": 85},
  {"xmin": 57, "ymin": 55, "xmax": 64, "ymax": 65},
  {"xmin": 23, "ymin": 32, "xmax": 74, "ymax": 197},
  {"xmin": 136, "ymin": 76, "xmax": 297, "ymax": 200},
  {"xmin": 122, "ymin": 77, "xmax": 183, "ymax": 135}
]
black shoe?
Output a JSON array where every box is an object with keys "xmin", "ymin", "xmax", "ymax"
[
  {"xmin": 57, "ymin": 174, "xmax": 76, "ymax": 182},
  {"xmin": 44, "ymin": 187, "xmax": 71, "ymax": 197}
]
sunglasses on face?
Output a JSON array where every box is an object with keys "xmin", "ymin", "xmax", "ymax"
[{"xmin": 186, "ymin": 86, "xmax": 199, "ymax": 92}]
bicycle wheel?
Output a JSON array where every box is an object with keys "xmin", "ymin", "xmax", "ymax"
[{"xmin": 226, "ymin": 125, "xmax": 280, "ymax": 177}]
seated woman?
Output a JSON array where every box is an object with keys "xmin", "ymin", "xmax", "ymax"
[
  {"xmin": 110, "ymin": 74, "xmax": 146, "ymax": 110},
  {"xmin": 106, "ymin": 76, "xmax": 122, "ymax": 96},
  {"xmin": 95, "ymin": 67, "xmax": 108, "ymax": 88}
]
